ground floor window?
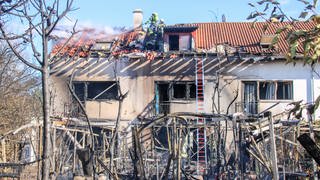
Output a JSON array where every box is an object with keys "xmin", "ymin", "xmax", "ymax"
[{"xmin": 259, "ymin": 81, "xmax": 293, "ymax": 100}]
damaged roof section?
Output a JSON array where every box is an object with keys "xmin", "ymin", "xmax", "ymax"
[{"xmin": 50, "ymin": 21, "xmax": 316, "ymax": 60}]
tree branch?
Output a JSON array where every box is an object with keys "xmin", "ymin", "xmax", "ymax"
[{"xmin": 0, "ymin": 26, "xmax": 42, "ymax": 71}]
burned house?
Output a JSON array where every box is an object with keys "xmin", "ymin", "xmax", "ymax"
[{"xmin": 47, "ymin": 10, "xmax": 320, "ymax": 179}]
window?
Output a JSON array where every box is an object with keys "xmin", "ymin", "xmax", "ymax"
[
  {"xmin": 73, "ymin": 82, "xmax": 85, "ymax": 101},
  {"xmin": 168, "ymin": 34, "xmax": 191, "ymax": 51},
  {"xmin": 259, "ymin": 82, "xmax": 275, "ymax": 100},
  {"xmin": 169, "ymin": 35, "xmax": 179, "ymax": 51},
  {"xmin": 172, "ymin": 82, "xmax": 196, "ymax": 100},
  {"xmin": 189, "ymin": 84, "xmax": 196, "ymax": 99},
  {"xmin": 179, "ymin": 35, "xmax": 190, "ymax": 51},
  {"xmin": 87, "ymin": 82, "xmax": 118, "ymax": 100},
  {"xmin": 156, "ymin": 81, "xmax": 196, "ymax": 100},
  {"xmin": 258, "ymin": 81, "xmax": 293, "ymax": 100},
  {"xmin": 277, "ymin": 82, "xmax": 293, "ymax": 100},
  {"xmin": 73, "ymin": 81, "xmax": 118, "ymax": 101},
  {"xmin": 173, "ymin": 83, "xmax": 187, "ymax": 99}
]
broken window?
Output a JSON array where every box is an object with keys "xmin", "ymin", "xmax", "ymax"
[
  {"xmin": 189, "ymin": 83, "xmax": 196, "ymax": 99},
  {"xmin": 72, "ymin": 81, "xmax": 118, "ymax": 101},
  {"xmin": 259, "ymin": 82, "xmax": 275, "ymax": 100},
  {"xmin": 73, "ymin": 82, "xmax": 85, "ymax": 101},
  {"xmin": 155, "ymin": 83, "xmax": 170, "ymax": 114},
  {"xmin": 87, "ymin": 82, "xmax": 118, "ymax": 100},
  {"xmin": 156, "ymin": 81, "xmax": 196, "ymax": 101},
  {"xmin": 173, "ymin": 83, "xmax": 187, "ymax": 99},
  {"xmin": 157, "ymin": 83, "xmax": 170, "ymax": 102},
  {"xmin": 169, "ymin": 35, "xmax": 179, "ymax": 51},
  {"xmin": 277, "ymin": 81, "xmax": 293, "ymax": 100}
]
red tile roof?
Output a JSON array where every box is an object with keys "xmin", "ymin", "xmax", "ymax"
[{"xmin": 172, "ymin": 21, "xmax": 315, "ymax": 54}]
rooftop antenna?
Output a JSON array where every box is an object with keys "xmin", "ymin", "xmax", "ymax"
[{"xmin": 208, "ymin": 10, "xmax": 219, "ymax": 22}]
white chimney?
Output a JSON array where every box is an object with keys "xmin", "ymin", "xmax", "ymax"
[{"xmin": 133, "ymin": 9, "xmax": 143, "ymax": 30}]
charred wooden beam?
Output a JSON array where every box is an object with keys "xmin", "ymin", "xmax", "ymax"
[{"xmin": 297, "ymin": 133, "xmax": 320, "ymax": 165}]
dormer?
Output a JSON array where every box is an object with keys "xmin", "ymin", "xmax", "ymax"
[
  {"xmin": 90, "ymin": 41, "xmax": 113, "ymax": 57},
  {"xmin": 260, "ymin": 34, "xmax": 276, "ymax": 49},
  {"xmin": 91, "ymin": 41, "xmax": 113, "ymax": 52},
  {"xmin": 163, "ymin": 25, "xmax": 198, "ymax": 52}
]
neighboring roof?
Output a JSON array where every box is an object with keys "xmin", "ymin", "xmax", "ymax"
[{"xmin": 170, "ymin": 21, "xmax": 315, "ymax": 54}]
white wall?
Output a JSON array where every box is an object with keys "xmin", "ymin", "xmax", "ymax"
[
  {"xmin": 50, "ymin": 57, "xmax": 320, "ymax": 129},
  {"xmin": 230, "ymin": 60, "xmax": 320, "ymax": 119}
]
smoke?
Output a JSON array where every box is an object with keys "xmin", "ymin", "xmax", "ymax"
[{"xmin": 52, "ymin": 19, "xmax": 129, "ymax": 43}]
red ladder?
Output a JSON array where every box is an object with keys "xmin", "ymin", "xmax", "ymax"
[{"xmin": 195, "ymin": 57, "xmax": 207, "ymax": 174}]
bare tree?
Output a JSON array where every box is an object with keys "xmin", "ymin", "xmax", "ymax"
[
  {"xmin": 0, "ymin": 43, "xmax": 40, "ymax": 131},
  {"xmin": 0, "ymin": 0, "xmax": 76, "ymax": 179}
]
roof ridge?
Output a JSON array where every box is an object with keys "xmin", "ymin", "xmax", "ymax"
[{"xmin": 170, "ymin": 21, "xmax": 313, "ymax": 26}]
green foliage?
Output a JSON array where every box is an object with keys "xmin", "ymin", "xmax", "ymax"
[{"xmin": 249, "ymin": 0, "xmax": 320, "ymax": 65}]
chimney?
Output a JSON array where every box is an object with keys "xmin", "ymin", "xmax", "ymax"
[{"xmin": 133, "ymin": 9, "xmax": 143, "ymax": 30}]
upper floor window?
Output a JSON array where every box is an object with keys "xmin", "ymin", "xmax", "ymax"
[
  {"xmin": 172, "ymin": 82, "xmax": 196, "ymax": 100},
  {"xmin": 168, "ymin": 34, "xmax": 191, "ymax": 51},
  {"xmin": 156, "ymin": 81, "xmax": 196, "ymax": 101},
  {"xmin": 169, "ymin": 35, "xmax": 179, "ymax": 51},
  {"xmin": 73, "ymin": 81, "xmax": 118, "ymax": 101}
]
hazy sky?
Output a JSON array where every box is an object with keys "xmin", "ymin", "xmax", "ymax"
[{"xmin": 68, "ymin": 0, "xmax": 305, "ymax": 31}]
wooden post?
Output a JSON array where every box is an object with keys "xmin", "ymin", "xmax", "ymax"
[
  {"xmin": 1, "ymin": 139, "xmax": 6, "ymax": 176},
  {"xmin": 173, "ymin": 117, "xmax": 176, "ymax": 179},
  {"xmin": 268, "ymin": 112, "xmax": 279, "ymax": 180},
  {"xmin": 1, "ymin": 139, "xmax": 5, "ymax": 162},
  {"xmin": 177, "ymin": 124, "xmax": 182, "ymax": 180},
  {"xmin": 52, "ymin": 127, "xmax": 56, "ymax": 174},
  {"xmin": 103, "ymin": 131, "xmax": 106, "ymax": 161},
  {"xmin": 132, "ymin": 126, "xmax": 146, "ymax": 179},
  {"xmin": 307, "ymin": 105, "xmax": 318, "ymax": 180},
  {"xmin": 73, "ymin": 131, "xmax": 77, "ymax": 173}
]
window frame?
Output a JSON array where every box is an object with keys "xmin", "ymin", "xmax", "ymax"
[
  {"xmin": 72, "ymin": 81, "xmax": 119, "ymax": 101},
  {"xmin": 171, "ymin": 81, "xmax": 196, "ymax": 100},
  {"xmin": 169, "ymin": 35, "xmax": 179, "ymax": 51},
  {"xmin": 167, "ymin": 33, "xmax": 192, "ymax": 51},
  {"xmin": 156, "ymin": 81, "xmax": 196, "ymax": 101},
  {"xmin": 257, "ymin": 80, "xmax": 293, "ymax": 101}
]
